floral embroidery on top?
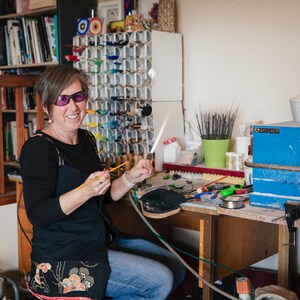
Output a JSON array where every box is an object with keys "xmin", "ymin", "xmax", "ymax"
[
  {"xmin": 35, "ymin": 263, "xmax": 52, "ymax": 285},
  {"xmin": 30, "ymin": 261, "xmax": 97, "ymax": 296},
  {"xmin": 63, "ymin": 267, "xmax": 94, "ymax": 294}
]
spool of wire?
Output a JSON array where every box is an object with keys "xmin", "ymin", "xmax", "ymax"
[{"xmin": 226, "ymin": 152, "xmax": 243, "ymax": 170}]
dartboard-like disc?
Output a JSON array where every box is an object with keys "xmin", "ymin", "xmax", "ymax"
[
  {"xmin": 89, "ymin": 18, "xmax": 103, "ymax": 35},
  {"xmin": 77, "ymin": 18, "xmax": 89, "ymax": 35}
]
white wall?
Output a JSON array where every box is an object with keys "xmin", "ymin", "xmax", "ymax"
[
  {"xmin": 0, "ymin": 204, "xmax": 18, "ymax": 273},
  {"xmin": 177, "ymin": 0, "xmax": 300, "ymax": 139},
  {"xmin": 175, "ymin": 0, "xmax": 300, "ymax": 273}
]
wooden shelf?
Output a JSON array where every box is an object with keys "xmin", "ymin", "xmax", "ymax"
[
  {"xmin": 3, "ymin": 109, "xmax": 39, "ymax": 114},
  {"xmin": 0, "ymin": 190, "xmax": 16, "ymax": 206},
  {"xmin": 0, "ymin": 6, "xmax": 56, "ymax": 20},
  {"xmin": 0, "ymin": 61, "xmax": 58, "ymax": 70},
  {"xmin": 4, "ymin": 160, "xmax": 20, "ymax": 168}
]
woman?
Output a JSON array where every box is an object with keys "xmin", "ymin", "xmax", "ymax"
[{"xmin": 20, "ymin": 65, "xmax": 185, "ymax": 299}]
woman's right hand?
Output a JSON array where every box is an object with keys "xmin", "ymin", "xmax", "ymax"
[{"xmin": 82, "ymin": 170, "xmax": 111, "ymax": 198}]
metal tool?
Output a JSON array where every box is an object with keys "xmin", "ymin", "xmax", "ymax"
[
  {"xmin": 283, "ymin": 202, "xmax": 300, "ymax": 247},
  {"xmin": 146, "ymin": 112, "xmax": 170, "ymax": 160}
]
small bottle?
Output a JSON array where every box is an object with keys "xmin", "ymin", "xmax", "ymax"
[
  {"xmin": 236, "ymin": 277, "xmax": 251, "ymax": 300},
  {"xmin": 163, "ymin": 137, "xmax": 181, "ymax": 163},
  {"xmin": 184, "ymin": 121, "xmax": 194, "ymax": 150}
]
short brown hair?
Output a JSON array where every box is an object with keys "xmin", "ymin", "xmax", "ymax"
[{"xmin": 36, "ymin": 65, "xmax": 90, "ymax": 112}]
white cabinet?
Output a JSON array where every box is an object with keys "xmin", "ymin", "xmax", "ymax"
[
  {"xmin": 151, "ymin": 31, "xmax": 182, "ymax": 102},
  {"xmin": 73, "ymin": 30, "xmax": 184, "ymax": 170}
]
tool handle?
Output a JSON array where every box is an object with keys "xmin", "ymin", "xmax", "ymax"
[
  {"xmin": 146, "ymin": 153, "xmax": 153, "ymax": 160},
  {"xmin": 220, "ymin": 185, "xmax": 243, "ymax": 197}
]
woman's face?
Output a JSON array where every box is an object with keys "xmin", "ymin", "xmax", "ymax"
[{"xmin": 49, "ymin": 79, "xmax": 87, "ymax": 134}]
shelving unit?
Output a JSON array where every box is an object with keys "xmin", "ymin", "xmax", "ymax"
[
  {"xmin": 0, "ymin": 75, "xmax": 41, "ymax": 196},
  {"xmin": 0, "ymin": 0, "xmax": 95, "ymax": 69},
  {"xmin": 73, "ymin": 30, "xmax": 184, "ymax": 170}
]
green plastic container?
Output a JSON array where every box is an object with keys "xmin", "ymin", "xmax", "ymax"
[{"xmin": 202, "ymin": 139, "xmax": 230, "ymax": 168}]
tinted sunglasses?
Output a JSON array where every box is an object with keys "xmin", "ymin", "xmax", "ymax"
[{"xmin": 54, "ymin": 91, "xmax": 87, "ymax": 106}]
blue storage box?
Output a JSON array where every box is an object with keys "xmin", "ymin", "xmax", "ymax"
[{"xmin": 250, "ymin": 121, "xmax": 300, "ymax": 210}]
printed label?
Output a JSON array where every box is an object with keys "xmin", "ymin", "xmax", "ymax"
[{"xmin": 253, "ymin": 128, "xmax": 280, "ymax": 134}]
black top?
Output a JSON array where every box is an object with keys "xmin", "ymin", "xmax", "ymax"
[
  {"xmin": 20, "ymin": 129, "xmax": 109, "ymax": 261},
  {"xmin": 20, "ymin": 129, "xmax": 111, "ymax": 298}
]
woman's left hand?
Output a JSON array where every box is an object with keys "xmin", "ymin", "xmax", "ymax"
[{"xmin": 127, "ymin": 159, "xmax": 154, "ymax": 184}]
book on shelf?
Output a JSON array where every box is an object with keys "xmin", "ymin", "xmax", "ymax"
[
  {"xmin": 3, "ymin": 24, "xmax": 12, "ymax": 65},
  {"xmin": 38, "ymin": 16, "xmax": 51, "ymax": 62},
  {"xmin": 1, "ymin": 84, "xmax": 7, "ymax": 110},
  {"xmin": 23, "ymin": 18, "xmax": 36, "ymax": 64},
  {"xmin": 44, "ymin": 16, "xmax": 58, "ymax": 62},
  {"xmin": 24, "ymin": 87, "xmax": 35, "ymax": 109},
  {"xmin": 5, "ymin": 87, "xmax": 16, "ymax": 109},
  {"xmin": 10, "ymin": 121, "xmax": 17, "ymax": 160},
  {"xmin": 25, "ymin": 117, "xmax": 37, "ymax": 137},
  {"xmin": 11, "ymin": 22, "xmax": 23, "ymax": 65},
  {"xmin": 4, "ymin": 121, "xmax": 15, "ymax": 162},
  {"xmin": 17, "ymin": 18, "xmax": 29, "ymax": 64},
  {"xmin": 53, "ymin": 14, "xmax": 59, "ymax": 62},
  {"xmin": 3, "ymin": 120, "xmax": 19, "ymax": 161},
  {"xmin": 1, "ymin": 15, "xmax": 57, "ymax": 66},
  {"xmin": 0, "ymin": 23, "xmax": 7, "ymax": 66},
  {"xmin": 6, "ymin": 20, "xmax": 19, "ymax": 65},
  {"xmin": 30, "ymin": 18, "xmax": 42, "ymax": 64},
  {"xmin": 21, "ymin": 17, "xmax": 32, "ymax": 64}
]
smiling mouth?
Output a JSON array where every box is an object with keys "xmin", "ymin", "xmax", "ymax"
[{"xmin": 66, "ymin": 114, "xmax": 79, "ymax": 119}]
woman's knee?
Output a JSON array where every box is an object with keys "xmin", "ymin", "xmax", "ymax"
[{"xmin": 146, "ymin": 265, "xmax": 174, "ymax": 299}]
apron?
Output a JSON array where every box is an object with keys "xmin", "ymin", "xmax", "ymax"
[{"xmin": 26, "ymin": 137, "xmax": 110, "ymax": 300}]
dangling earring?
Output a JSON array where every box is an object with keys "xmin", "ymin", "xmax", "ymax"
[{"xmin": 48, "ymin": 116, "xmax": 53, "ymax": 124}]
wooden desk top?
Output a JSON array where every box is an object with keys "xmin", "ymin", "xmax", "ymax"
[
  {"xmin": 181, "ymin": 200, "xmax": 300, "ymax": 227},
  {"xmin": 140, "ymin": 171, "xmax": 300, "ymax": 227}
]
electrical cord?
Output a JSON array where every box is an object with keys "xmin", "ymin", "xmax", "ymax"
[
  {"xmin": 17, "ymin": 186, "xmax": 254, "ymax": 299},
  {"xmin": 129, "ymin": 189, "xmax": 255, "ymax": 300},
  {"xmin": 17, "ymin": 188, "xmax": 32, "ymax": 246}
]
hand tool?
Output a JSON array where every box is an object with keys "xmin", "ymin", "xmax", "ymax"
[
  {"xmin": 220, "ymin": 184, "xmax": 243, "ymax": 197},
  {"xmin": 77, "ymin": 162, "xmax": 127, "ymax": 190}
]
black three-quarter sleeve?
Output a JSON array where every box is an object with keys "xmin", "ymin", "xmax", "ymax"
[{"xmin": 20, "ymin": 136, "xmax": 66, "ymax": 226}]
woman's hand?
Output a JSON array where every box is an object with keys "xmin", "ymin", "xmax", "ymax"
[
  {"xmin": 83, "ymin": 170, "xmax": 111, "ymax": 197},
  {"xmin": 59, "ymin": 170, "xmax": 111, "ymax": 215},
  {"xmin": 126, "ymin": 159, "xmax": 154, "ymax": 184}
]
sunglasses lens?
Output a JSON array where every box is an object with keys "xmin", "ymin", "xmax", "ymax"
[
  {"xmin": 54, "ymin": 95, "xmax": 70, "ymax": 106},
  {"xmin": 73, "ymin": 91, "xmax": 86, "ymax": 102}
]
